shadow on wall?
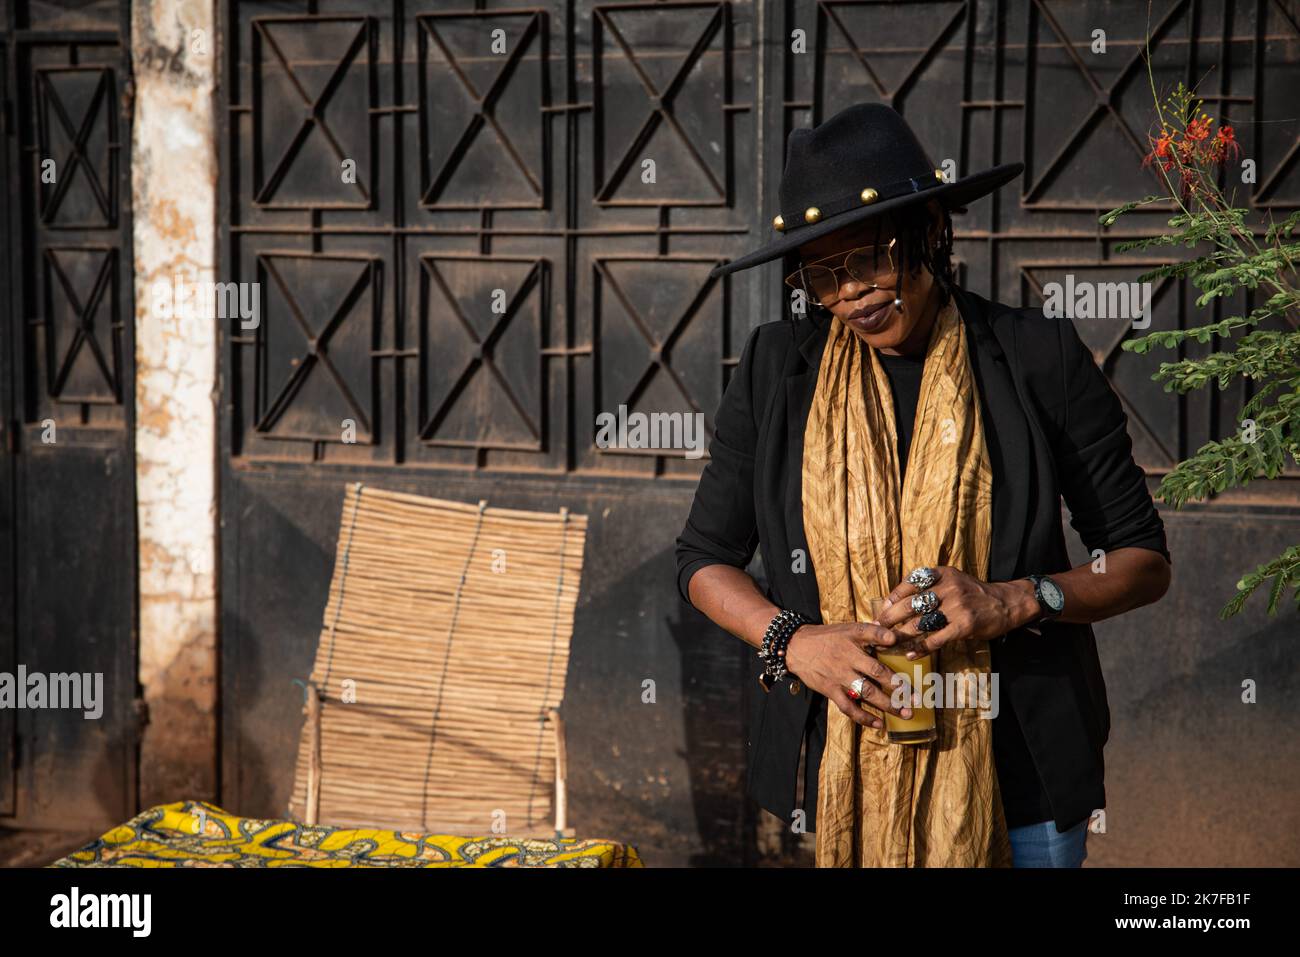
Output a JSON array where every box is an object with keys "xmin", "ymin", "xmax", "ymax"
[
  {"xmin": 0, "ymin": 827, "xmax": 97, "ymax": 867},
  {"xmin": 217, "ymin": 480, "xmax": 338, "ymax": 821},
  {"xmin": 561, "ymin": 536, "xmax": 759, "ymax": 867},
  {"xmin": 1098, "ymin": 608, "xmax": 1300, "ymax": 867},
  {"xmin": 1071, "ymin": 506, "xmax": 1300, "ymax": 866}
]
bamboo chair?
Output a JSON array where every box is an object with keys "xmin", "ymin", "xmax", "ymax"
[{"xmin": 287, "ymin": 483, "xmax": 586, "ymax": 839}]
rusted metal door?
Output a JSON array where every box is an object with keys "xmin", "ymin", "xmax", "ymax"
[
  {"xmin": 0, "ymin": 0, "xmax": 138, "ymax": 830},
  {"xmin": 218, "ymin": 0, "xmax": 1300, "ymax": 866}
]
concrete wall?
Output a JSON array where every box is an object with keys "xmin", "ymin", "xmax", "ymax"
[{"xmin": 130, "ymin": 0, "xmax": 219, "ymax": 807}]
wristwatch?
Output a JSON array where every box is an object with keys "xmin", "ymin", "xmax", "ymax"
[{"xmin": 1025, "ymin": 574, "xmax": 1065, "ymax": 625}]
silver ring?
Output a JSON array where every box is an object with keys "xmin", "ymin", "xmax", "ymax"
[
  {"xmin": 907, "ymin": 566, "xmax": 938, "ymax": 590},
  {"xmin": 910, "ymin": 590, "xmax": 939, "ymax": 615},
  {"xmin": 850, "ymin": 677, "xmax": 868, "ymax": 697}
]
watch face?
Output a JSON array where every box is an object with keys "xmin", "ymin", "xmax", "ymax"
[{"xmin": 1040, "ymin": 577, "xmax": 1065, "ymax": 612}]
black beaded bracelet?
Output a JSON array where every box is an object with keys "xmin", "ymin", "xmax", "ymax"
[{"xmin": 758, "ymin": 608, "xmax": 810, "ymax": 692}]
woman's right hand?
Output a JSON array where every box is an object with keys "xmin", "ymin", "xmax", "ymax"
[{"xmin": 784, "ymin": 623, "xmax": 914, "ymax": 728}]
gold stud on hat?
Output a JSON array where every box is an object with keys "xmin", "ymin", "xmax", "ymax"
[
  {"xmin": 860, "ymin": 187, "xmax": 878, "ymax": 204},
  {"xmin": 934, "ymin": 168, "xmax": 944, "ymax": 181},
  {"xmin": 772, "ymin": 214, "xmax": 785, "ymax": 231},
  {"xmin": 804, "ymin": 206, "xmax": 821, "ymax": 224}
]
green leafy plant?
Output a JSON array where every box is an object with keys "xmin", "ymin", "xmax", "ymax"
[{"xmin": 1099, "ymin": 65, "xmax": 1300, "ymax": 619}]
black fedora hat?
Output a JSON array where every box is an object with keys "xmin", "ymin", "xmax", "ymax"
[{"xmin": 709, "ymin": 102, "xmax": 1023, "ymax": 279}]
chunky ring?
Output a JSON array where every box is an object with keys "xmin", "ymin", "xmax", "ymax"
[
  {"xmin": 917, "ymin": 610, "xmax": 948, "ymax": 633},
  {"xmin": 849, "ymin": 677, "xmax": 869, "ymax": 698},
  {"xmin": 907, "ymin": 566, "xmax": 938, "ymax": 590},
  {"xmin": 910, "ymin": 590, "xmax": 939, "ymax": 615}
]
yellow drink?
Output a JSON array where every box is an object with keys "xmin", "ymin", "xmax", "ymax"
[
  {"xmin": 874, "ymin": 650, "xmax": 937, "ymax": 743},
  {"xmin": 868, "ymin": 595, "xmax": 938, "ymax": 745}
]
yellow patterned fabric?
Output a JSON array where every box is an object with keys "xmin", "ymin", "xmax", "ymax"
[
  {"xmin": 51, "ymin": 801, "xmax": 644, "ymax": 868},
  {"xmin": 801, "ymin": 297, "xmax": 1012, "ymax": 868}
]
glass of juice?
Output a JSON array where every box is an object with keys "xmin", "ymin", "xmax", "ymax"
[{"xmin": 868, "ymin": 596, "xmax": 937, "ymax": 745}]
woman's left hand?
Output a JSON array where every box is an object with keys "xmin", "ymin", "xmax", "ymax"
[{"xmin": 875, "ymin": 566, "xmax": 1035, "ymax": 657}]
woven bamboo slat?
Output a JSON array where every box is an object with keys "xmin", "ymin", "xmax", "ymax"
[{"xmin": 287, "ymin": 483, "xmax": 587, "ymax": 836}]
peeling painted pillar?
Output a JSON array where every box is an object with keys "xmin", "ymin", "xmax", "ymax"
[{"xmin": 130, "ymin": 0, "xmax": 219, "ymax": 807}]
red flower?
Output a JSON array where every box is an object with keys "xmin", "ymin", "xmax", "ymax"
[
  {"xmin": 1140, "ymin": 111, "xmax": 1237, "ymax": 202},
  {"xmin": 1213, "ymin": 125, "xmax": 1241, "ymax": 163},
  {"xmin": 1143, "ymin": 130, "xmax": 1177, "ymax": 169}
]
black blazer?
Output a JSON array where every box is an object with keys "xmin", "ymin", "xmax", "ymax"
[{"xmin": 674, "ymin": 284, "xmax": 1171, "ymax": 834}]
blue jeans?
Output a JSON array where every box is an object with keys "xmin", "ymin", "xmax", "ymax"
[{"xmin": 1008, "ymin": 818, "xmax": 1089, "ymax": 868}]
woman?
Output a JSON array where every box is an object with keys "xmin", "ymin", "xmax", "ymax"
[{"xmin": 674, "ymin": 103, "xmax": 1172, "ymax": 868}]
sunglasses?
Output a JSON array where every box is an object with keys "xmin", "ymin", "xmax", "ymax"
[{"xmin": 785, "ymin": 238, "xmax": 898, "ymax": 307}]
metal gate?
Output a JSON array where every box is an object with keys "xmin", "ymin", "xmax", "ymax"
[
  {"xmin": 1, "ymin": 0, "xmax": 137, "ymax": 829},
  {"xmin": 218, "ymin": 0, "xmax": 1300, "ymax": 866}
]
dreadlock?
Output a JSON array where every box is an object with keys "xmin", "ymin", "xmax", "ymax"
[{"xmin": 781, "ymin": 202, "xmax": 957, "ymax": 330}]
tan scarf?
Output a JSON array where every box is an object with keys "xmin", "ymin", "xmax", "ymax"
[{"xmin": 801, "ymin": 296, "xmax": 1012, "ymax": 868}]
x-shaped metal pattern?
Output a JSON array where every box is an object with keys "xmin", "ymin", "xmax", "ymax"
[
  {"xmin": 255, "ymin": 254, "xmax": 375, "ymax": 439},
  {"xmin": 418, "ymin": 11, "xmax": 545, "ymax": 207},
  {"xmin": 1023, "ymin": 0, "xmax": 1189, "ymax": 206},
  {"xmin": 593, "ymin": 3, "xmax": 727, "ymax": 204},
  {"xmin": 818, "ymin": 0, "xmax": 968, "ymax": 110},
  {"xmin": 1021, "ymin": 265, "xmax": 1176, "ymax": 468},
  {"xmin": 37, "ymin": 67, "xmax": 114, "ymax": 226},
  {"xmin": 594, "ymin": 257, "xmax": 716, "ymax": 450},
  {"xmin": 42, "ymin": 247, "xmax": 119, "ymax": 402},
  {"xmin": 419, "ymin": 257, "xmax": 544, "ymax": 446},
  {"xmin": 252, "ymin": 16, "xmax": 372, "ymax": 207}
]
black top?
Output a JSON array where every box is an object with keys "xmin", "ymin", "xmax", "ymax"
[
  {"xmin": 873, "ymin": 348, "xmax": 924, "ymax": 486},
  {"xmin": 875, "ymin": 347, "xmax": 1054, "ymax": 828}
]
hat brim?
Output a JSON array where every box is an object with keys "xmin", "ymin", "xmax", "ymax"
[{"xmin": 707, "ymin": 161, "xmax": 1024, "ymax": 280}]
